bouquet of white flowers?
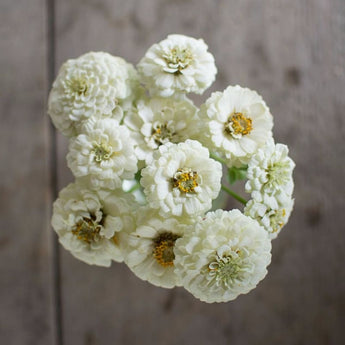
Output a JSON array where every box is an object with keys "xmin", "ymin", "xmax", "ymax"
[{"xmin": 49, "ymin": 34, "xmax": 295, "ymax": 303}]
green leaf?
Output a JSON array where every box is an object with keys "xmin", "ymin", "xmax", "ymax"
[{"xmin": 134, "ymin": 169, "xmax": 142, "ymax": 183}]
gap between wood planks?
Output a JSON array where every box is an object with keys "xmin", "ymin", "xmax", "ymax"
[{"xmin": 46, "ymin": 0, "xmax": 63, "ymax": 344}]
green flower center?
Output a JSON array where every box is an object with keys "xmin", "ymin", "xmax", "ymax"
[
  {"xmin": 172, "ymin": 168, "xmax": 199, "ymax": 193},
  {"xmin": 208, "ymin": 250, "xmax": 247, "ymax": 288},
  {"xmin": 67, "ymin": 77, "xmax": 89, "ymax": 95},
  {"xmin": 163, "ymin": 47, "xmax": 193, "ymax": 74},
  {"xmin": 225, "ymin": 112, "xmax": 253, "ymax": 138},
  {"xmin": 153, "ymin": 232, "xmax": 181, "ymax": 267},
  {"xmin": 266, "ymin": 161, "xmax": 291, "ymax": 187},
  {"xmin": 91, "ymin": 142, "xmax": 113, "ymax": 163}
]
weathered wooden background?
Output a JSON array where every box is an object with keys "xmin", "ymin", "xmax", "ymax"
[{"xmin": 1, "ymin": 0, "xmax": 345, "ymax": 344}]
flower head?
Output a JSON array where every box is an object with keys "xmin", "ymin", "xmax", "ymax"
[
  {"xmin": 198, "ymin": 85, "xmax": 273, "ymax": 167},
  {"xmin": 174, "ymin": 209, "xmax": 272, "ymax": 303},
  {"xmin": 48, "ymin": 52, "xmax": 136, "ymax": 137},
  {"xmin": 51, "ymin": 181, "xmax": 136, "ymax": 266},
  {"xmin": 124, "ymin": 97, "xmax": 198, "ymax": 163},
  {"xmin": 246, "ymin": 140, "xmax": 295, "ymax": 197},
  {"xmin": 137, "ymin": 34, "xmax": 217, "ymax": 97},
  {"xmin": 121, "ymin": 207, "xmax": 192, "ymax": 288},
  {"xmin": 140, "ymin": 140, "xmax": 222, "ymax": 218},
  {"xmin": 244, "ymin": 195, "xmax": 294, "ymax": 239},
  {"xmin": 67, "ymin": 118, "xmax": 138, "ymax": 190}
]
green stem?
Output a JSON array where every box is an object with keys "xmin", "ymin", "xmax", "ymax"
[
  {"xmin": 126, "ymin": 182, "xmax": 141, "ymax": 194},
  {"xmin": 221, "ymin": 185, "xmax": 247, "ymax": 205},
  {"xmin": 210, "ymin": 153, "xmax": 228, "ymax": 166}
]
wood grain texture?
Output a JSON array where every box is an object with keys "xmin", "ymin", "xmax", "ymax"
[
  {"xmin": 0, "ymin": 1, "xmax": 55, "ymax": 344},
  {"xmin": 53, "ymin": 1, "xmax": 345, "ymax": 345},
  {"xmin": 1, "ymin": 0, "xmax": 344, "ymax": 344}
]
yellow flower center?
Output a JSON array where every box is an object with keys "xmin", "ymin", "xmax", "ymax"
[
  {"xmin": 153, "ymin": 232, "xmax": 180, "ymax": 267},
  {"xmin": 72, "ymin": 215, "xmax": 103, "ymax": 244},
  {"xmin": 225, "ymin": 112, "xmax": 253, "ymax": 137},
  {"xmin": 152, "ymin": 123, "xmax": 175, "ymax": 146},
  {"xmin": 172, "ymin": 168, "xmax": 199, "ymax": 193}
]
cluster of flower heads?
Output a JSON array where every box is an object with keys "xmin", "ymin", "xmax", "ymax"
[{"xmin": 49, "ymin": 34, "xmax": 295, "ymax": 303}]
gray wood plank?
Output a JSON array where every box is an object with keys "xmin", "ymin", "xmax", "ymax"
[
  {"xmin": 0, "ymin": 0, "xmax": 56, "ymax": 344},
  {"xmin": 54, "ymin": 0, "xmax": 345, "ymax": 344}
]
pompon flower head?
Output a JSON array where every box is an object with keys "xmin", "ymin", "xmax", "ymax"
[
  {"xmin": 48, "ymin": 52, "xmax": 137, "ymax": 137},
  {"xmin": 51, "ymin": 181, "xmax": 136, "ymax": 266},
  {"xmin": 66, "ymin": 118, "xmax": 138, "ymax": 190},
  {"xmin": 124, "ymin": 97, "xmax": 198, "ymax": 163},
  {"xmin": 244, "ymin": 196, "xmax": 294, "ymax": 240},
  {"xmin": 198, "ymin": 85, "xmax": 273, "ymax": 167},
  {"xmin": 140, "ymin": 140, "xmax": 222, "ymax": 218},
  {"xmin": 244, "ymin": 187, "xmax": 294, "ymax": 239},
  {"xmin": 121, "ymin": 207, "xmax": 192, "ymax": 288},
  {"xmin": 137, "ymin": 34, "xmax": 217, "ymax": 98},
  {"xmin": 174, "ymin": 209, "xmax": 272, "ymax": 303},
  {"xmin": 245, "ymin": 139, "xmax": 295, "ymax": 197}
]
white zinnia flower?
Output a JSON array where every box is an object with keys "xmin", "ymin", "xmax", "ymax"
[
  {"xmin": 245, "ymin": 140, "xmax": 295, "ymax": 197},
  {"xmin": 121, "ymin": 207, "xmax": 192, "ymax": 288},
  {"xmin": 140, "ymin": 140, "xmax": 222, "ymax": 218},
  {"xmin": 174, "ymin": 209, "xmax": 272, "ymax": 303},
  {"xmin": 124, "ymin": 97, "xmax": 198, "ymax": 163},
  {"xmin": 51, "ymin": 181, "xmax": 136, "ymax": 266},
  {"xmin": 244, "ymin": 196, "xmax": 294, "ymax": 240},
  {"xmin": 48, "ymin": 52, "xmax": 136, "ymax": 137},
  {"xmin": 137, "ymin": 34, "xmax": 217, "ymax": 97},
  {"xmin": 67, "ymin": 118, "xmax": 138, "ymax": 190},
  {"xmin": 198, "ymin": 85, "xmax": 273, "ymax": 167}
]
